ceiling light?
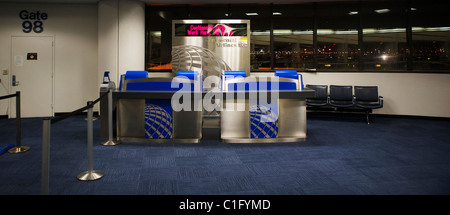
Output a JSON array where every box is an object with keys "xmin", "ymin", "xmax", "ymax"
[
  {"xmin": 245, "ymin": 13, "xmax": 258, "ymax": 16},
  {"xmin": 375, "ymin": 9, "xmax": 390, "ymax": 14},
  {"xmin": 293, "ymin": 30, "xmax": 313, "ymax": 35},
  {"xmin": 273, "ymin": 29, "xmax": 292, "ymax": 35},
  {"xmin": 317, "ymin": 29, "xmax": 334, "ymax": 35},
  {"xmin": 348, "ymin": 11, "xmax": 358, "ymax": 15},
  {"xmin": 273, "ymin": 12, "xmax": 282, "ymax": 15},
  {"xmin": 251, "ymin": 30, "xmax": 270, "ymax": 36},
  {"xmin": 363, "ymin": 28, "xmax": 377, "ymax": 34},
  {"xmin": 335, "ymin": 29, "xmax": 358, "ymax": 34}
]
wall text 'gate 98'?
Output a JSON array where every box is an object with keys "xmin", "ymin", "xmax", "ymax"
[{"xmin": 19, "ymin": 10, "xmax": 48, "ymax": 33}]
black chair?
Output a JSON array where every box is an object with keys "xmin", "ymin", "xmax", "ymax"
[
  {"xmin": 329, "ymin": 85, "xmax": 355, "ymax": 109},
  {"xmin": 354, "ymin": 86, "xmax": 383, "ymax": 124},
  {"xmin": 305, "ymin": 84, "xmax": 328, "ymax": 107}
]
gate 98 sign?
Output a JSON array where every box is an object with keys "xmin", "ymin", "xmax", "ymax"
[{"xmin": 19, "ymin": 10, "xmax": 48, "ymax": 33}]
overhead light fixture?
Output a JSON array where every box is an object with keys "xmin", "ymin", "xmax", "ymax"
[
  {"xmin": 273, "ymin": 29, "xmax": 292, "ymax": 35},
  {"xmin": 273, "ymin": 12, "xmax": 282, "ymax": 15},
  {"xmin": 363, "ymin": 28, "xmax": 377, "ymax": 34},
  {"xmin": 245, "ymin": 12, "xmax": 258, "ymax": 16},
  {"xmin": 375, "ymin": 9, "xmax": 390, "ymax": 14},
  {"xmin": 225, "ymin": 13, "xmax": 229, "ymax": 16},
  {"xmin": 317, "ymin": 29, "xmax": 334, "ymax": 35},
  {"xmin": 348, "ymin": 11, "xmax": 358, "ymax": 15},
  {"xmin": 251, "ymin": 30, "xmax": 270, "ymax": 35},
  {"xmin": 335, "ymin": 29, "xmax": 358, "ymax": 34},
  {"xmin": 293, "ymin": 30, "xmax": 313, "ymax": 35}
]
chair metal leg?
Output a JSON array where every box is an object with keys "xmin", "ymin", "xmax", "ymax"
[{"xmin": 365, "ymin": 110, "xmax": 370, "ymax": 125}]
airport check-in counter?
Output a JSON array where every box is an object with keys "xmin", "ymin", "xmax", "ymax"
[
  {"xmin": 220, "ymin": 70, "xmax": 314, "ymax": 143},
  {"xmin": 113, "ymin": 70, "xmax": 314, "ymax": 143},
  {"xmin": 115, "ymin": 70, "xmax": 203, "ymax": 143}
]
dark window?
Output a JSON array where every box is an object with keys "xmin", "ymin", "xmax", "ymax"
[
  {"xmin": 273, "ymin": 3, "xmax": 314, "ymax": 70},
  {"xmin": 411, "ymin": 1, "xmax": 450, "ymax": 70},
  {"xmin": 316, "ymin": 2, "xmax": 359, "ymax": 71},
  {"xmin": 146, "ymin": 1, "xmax": 450, "ymax": 73},
  {"xmin": 146, "ymin": 5, "xmax": 188, "ymax": 70},
  {"xmin": 361, "ymin": 1, "xmax": 408, "ymax": 71},
  {"xmin": 227, "ymin": 4, "xmax": 272, "ymax": 70}
]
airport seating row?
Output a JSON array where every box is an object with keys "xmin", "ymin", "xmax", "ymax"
[{"xmin": 305, "ymin": 84, "xmax": 383, "ymax": 124}]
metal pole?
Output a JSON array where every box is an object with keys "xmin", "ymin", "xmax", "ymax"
[
  {"xmin": 77, "ymin": 101, "xmax": 104, "ymax": 181},
  {"xmin": 101, "ymin": 89, "xmax": 119, "ymax": 146},
  {"xmin": 9, "ymin": 91, "xmax": 30, "ymax": 153},
  {"xmin": 41, "ymin": 118, "xmax": 51, "ymax": 195},
  {"xmin": 87, "ymin": 101, "xmax": 94, "ymax": 172}
]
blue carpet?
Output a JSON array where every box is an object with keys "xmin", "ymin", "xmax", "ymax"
[{"xmin": 1, "ymin": 113, "xmax": 450, "ymax": 195}]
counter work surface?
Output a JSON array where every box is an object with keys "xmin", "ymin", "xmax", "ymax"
[{"xmin": 112, "ymin": 88, "xmax": 315, "ymax": 100}]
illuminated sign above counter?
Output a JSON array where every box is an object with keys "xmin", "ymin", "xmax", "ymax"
[
  {"xmin": 172, "ymin": 19, "xmax": 250, "ymax": 79},
  {"xmin": 175, "ymin": 23, "xmax": 247, "ymax": 36}
]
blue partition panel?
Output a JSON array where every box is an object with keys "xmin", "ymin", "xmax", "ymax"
[
  {"xmin": 177, "ymin": 70, "xmax": 199, "ymax": 80},
  {"xmin": 250, "ymin": 105, "xmax": 278, "ymax": 138},
  {"xmin": 275, "ymin": 69, "xmax": 303, "ymax": 90},
  {"xmin": 224, "ymin": 70, "xmax": 246, "ymax": 78},
  {"xmin": 125, "ymin": 71, "xmax": 148, "ymax": 80},
  {"xmin": 126, "ymin": 81, "xmax": 194, "ymax": 91},
  {"xmin": 144, "ymin": 99, "xmax": 173, "ymax": 139},
  {"xmin": 227, "ymin": 81, "xmax": 297, "ymax": 91},
  {"xmin": 275, "ymin": 70, "xmax": 297, "ymax": 79}
]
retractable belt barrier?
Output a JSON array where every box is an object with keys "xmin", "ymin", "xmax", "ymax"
[
  {"xmin": 0, "ymin": 91, "xmax": 28, "ymax": 154},
  {"xmin": 41, "ymin": 90, "xmax": 109, "ymax": 195}
]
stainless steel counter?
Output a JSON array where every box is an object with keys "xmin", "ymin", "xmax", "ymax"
[{"xmin": 113, "ymin": 88, "xmax": 315, "ymax": 143}]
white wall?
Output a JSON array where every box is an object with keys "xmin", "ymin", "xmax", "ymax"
[
  {"xmin": 98, "ymin": 0, "xmax": 145, "ymax": 85},
  {"xmin": 0, "ymin": 3, "xmax": 98, "ymax": 114},
  {"xmin": 252, "ymin": 71, "xmax": 450, "ymax": 117},
  {"xmin": 302, "ymin": 72, "xmax": 450, "ymax": 118}
]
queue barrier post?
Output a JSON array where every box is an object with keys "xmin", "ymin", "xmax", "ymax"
[
  {"xmin": 41, "ymin": 118, "xmax": 51, "ymax": 195},
  {"xmin": 41, "ymin": 90, "xmax": 109, "ymax": 194},
  {"xmin": 7, "ymin": 91, "xmax": 30, "ymax": 153},
  {"xmin": 101, "ymin": 89, "xmax": 120, "ymax": 146},
  {"xmin": 77, "ymin": 101, "xmax": 104, "ymax": 181}
]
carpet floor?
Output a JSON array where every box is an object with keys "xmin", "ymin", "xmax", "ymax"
[{"xmin": 1, "ymin": 113, "xmax": 450, "ymax": 195}]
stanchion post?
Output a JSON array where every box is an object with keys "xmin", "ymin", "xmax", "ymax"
[
  {"xmin": 101, "ymin": 89, "xmax": 119, "ymax": 146},
  {"xmin": 9, "ymin": 91, "xmax": 30, "ymax": 153},
  {"xmin": 77, "ymin": 101, "xmax": 104, "ymax": 181},
  {"xmin": 41, "ymin": 118, "xmax": 51, "ymax": 195}
]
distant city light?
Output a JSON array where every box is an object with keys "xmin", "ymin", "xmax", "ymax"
[{"xmin": 375, "ymin": 9, "xmax": 390, "ymax": 14}]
